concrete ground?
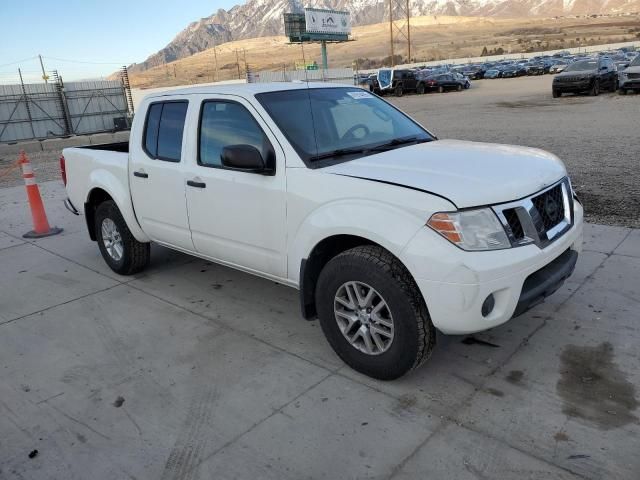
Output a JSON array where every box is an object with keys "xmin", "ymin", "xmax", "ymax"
[{"xmin": 1, "ymin": 178, "xmax": 639, "ymax": 479}]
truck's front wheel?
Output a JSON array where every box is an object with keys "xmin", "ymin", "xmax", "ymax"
[
  {"xmin": 315, "ymin": 246, "xmax": 435, "ymax": 380},
  {"xmin": 95, "ymin": 200, "xmax": 150, "ymax": 275}
]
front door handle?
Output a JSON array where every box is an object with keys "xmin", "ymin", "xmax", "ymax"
[
  {"xmin": 187, "ymin": 180, "xmax": 206, "ymax": 189},
  {"xmin": 134, "ymin": 171, "xmax": 149, "ymax": 179}
]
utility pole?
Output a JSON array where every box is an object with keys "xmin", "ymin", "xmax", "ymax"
[
  {"xmin": 235, "ymin": 49, "xmax": 241, "ymax": 79},
  {"xmin": 213, "ymin": 43, "xmax": 219, "ymax": 81},
  {"xmin": 38, "ymin": 54, "xmax": 49, "ymax": 84},
  {"xmin": 388, "ymin": 0, "xmax": 412, "ymax": 66}
]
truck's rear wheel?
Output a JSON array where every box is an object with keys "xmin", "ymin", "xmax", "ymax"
[
  {"xmin": 315, "ymin": 245, "xmax": 435, "ymax": 380},
  {"xmin": 95, "ymin": 200, "xmax": 149, "ymax": 275}
]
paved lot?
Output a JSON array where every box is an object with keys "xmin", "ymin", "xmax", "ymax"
[{"xmin": 1, "ymin": 176, "xmax": 639, "ymax": 478}]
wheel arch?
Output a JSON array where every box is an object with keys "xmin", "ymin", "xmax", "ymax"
[{"xmin": 84, "ymin": 175, "xmax": 149, "ymax": 243}]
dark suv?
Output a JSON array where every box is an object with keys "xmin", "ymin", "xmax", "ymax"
[
  {"xmin": 552, "ymin": 58, "xmax": 617, "ymax": 97},
  {"xmin": 373, "ymin": 69, "xmax": 425, "ymax": 97}
]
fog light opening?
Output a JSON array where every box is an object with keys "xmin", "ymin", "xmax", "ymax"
[{"xmin": 482, "ymin": 294, "xmax": 495, "ymax": 317}]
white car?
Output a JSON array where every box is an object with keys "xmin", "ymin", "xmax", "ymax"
[{"xmin": 62, "ymin": 83, "xmax": 583, "ymax": 380}]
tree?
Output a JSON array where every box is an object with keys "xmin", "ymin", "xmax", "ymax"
[{"xmin": 481, "ymin": 46, "xmax": 488, "ymax": 56}]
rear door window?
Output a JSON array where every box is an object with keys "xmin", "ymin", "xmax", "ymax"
[{"xmin": 143, "ymin": 101, "xmax": 188, "ymax": 162}]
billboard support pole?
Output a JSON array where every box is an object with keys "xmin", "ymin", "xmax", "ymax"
[{"xmin": 321, "ymin": 41, "xmax": 328, "ymax": 70}]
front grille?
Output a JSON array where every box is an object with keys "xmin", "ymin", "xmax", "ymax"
[
  {"xmin": 503, "ymin": 208, "xmax": 524, "ymax": 241},
  {"xmin": 627, "ymin": 73, "xmax": 640, "ymax": 79},
  {"xmin": 493, "ymin": 178, "xmax": 573, "ymax": 249},
  {"xmin": 532, "ymin": 184, "xmax": 565, "ymax": 232}
]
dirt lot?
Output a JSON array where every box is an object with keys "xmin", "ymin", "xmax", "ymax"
[{"xmin": 2, "ymin": 75, "xmax": 638, "ymax": 227}]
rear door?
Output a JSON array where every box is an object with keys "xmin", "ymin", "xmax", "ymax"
[
  {"xmin": 183, "ymin": 95, "xmax": 287, "ymax": 278},
  {"xmin": 130, "ymin": 99, "xmax": 194, "ymax": 251}
]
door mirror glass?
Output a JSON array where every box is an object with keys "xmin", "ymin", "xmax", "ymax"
[{"xmin": 221, "ymin": 145, "xmax": 270, "ymax": 174}]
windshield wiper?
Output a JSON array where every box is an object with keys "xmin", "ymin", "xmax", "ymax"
[
  {"xmin": 369, "ymin": 136, "xmax": 429, "ymax": 152},
  {"xmin": 309, "ymin": 147, "xmax": 370, "ymax": 161},
  {"xmin": 309, "ymin": 136, "xmax": 430, "ymax": 162}
]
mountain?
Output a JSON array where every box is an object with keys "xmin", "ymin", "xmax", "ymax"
[{"xmin": 129, "ymin": 0, "xmax": 640, "ymax": 72}]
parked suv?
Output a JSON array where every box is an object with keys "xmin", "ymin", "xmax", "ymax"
[
  {"xmin": 552, "ymin": 58, "xmax": 617, "ymax": 97},
  {"xmin": 374, "ymin": 69, "xmax": 425, "ymax": 96},
  {"xmin": 618, "ymin": 54, "xmax": 640, "ymax": 94}
]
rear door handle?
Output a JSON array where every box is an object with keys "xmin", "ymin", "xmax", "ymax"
[
  {"xmin": 134, "ymin": 171, "xmax": 149, "ymax": 179},
  {"xmin": 187, "ymin": 180, "xmax": 206, "ymax": 189}
]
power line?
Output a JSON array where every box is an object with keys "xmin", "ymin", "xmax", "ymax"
[
  {"xmin": 42, "ymin": 56, "xmax": 128, "ymax": 65},
  {"xmin": 0, "ymin": 56, "xmax": 38, "ymax": 68}
]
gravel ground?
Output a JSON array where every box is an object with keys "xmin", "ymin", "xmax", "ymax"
[
  {"xmin": 1, "ymin": 75, "xmax": 638, "ymax": 226},
  {"xmin": 392, "ymin": 75, "xmax": 640, "ymax": 227}
]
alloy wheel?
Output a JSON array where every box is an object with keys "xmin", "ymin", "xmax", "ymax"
[
  {"xmin": 101, "ymin": 218, "xmax": 124, "ymax": 262},
  {"xmin": 334, "ymin": 281, "xmax": 394, "ymax": 355}
]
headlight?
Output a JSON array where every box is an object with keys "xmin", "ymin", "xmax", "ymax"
[{"xmin": 427, "ymin": 209, "xmax": 511, "ymax": 251}]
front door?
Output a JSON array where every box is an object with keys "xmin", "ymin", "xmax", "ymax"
[
  {"xmin": 130, "ymin": 99, "xmax": 194, "ymax": 251},
  {"xmin": 183, "ymin": 96, "xmax": 287, "ymax": 279}
]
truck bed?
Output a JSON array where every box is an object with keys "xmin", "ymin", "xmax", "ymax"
[{"xmin": 78, "ymin": 142, "xmax": 129, "ymax": 153}]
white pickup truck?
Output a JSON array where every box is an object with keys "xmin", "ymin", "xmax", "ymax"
[{"xmin": 62, "ymin": 83, "xmax": 583, "ymax": 380}]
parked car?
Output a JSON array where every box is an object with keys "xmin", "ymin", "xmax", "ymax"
[
  {"xmin": 526, "ymin": 63, "xmax": 545, "ymax": 76},
  {"xmin": 451, "ymin": 72, "xmax": 471, "ymax": 89},
  {"xmin": 423, "ymin": 74, "xmax": 466, "ymax": 92},
  {"xmin": 60, "ymin": 83, "xmax": 583, "ymax": 380},
  {"xmin": 373, "ymin": 69, "xmax": 425, "ymax": 96},
  {"xmin": 484, "ymin": 69, "xmax": 502, "ymax": 79},
  {"xmin": 619, "ymin": 54, "xmax": 640, "ymax": 94},
  {"xmin": 501, "ymin": 66, "xmax": 518, "ymax": 78},
  {"xmin": 552, "ymin": 58, "xmax": 618, "ymax": 97},
  {"xmin": 549, "ymin": 61, "xmax": 569, "ymax": 74}
]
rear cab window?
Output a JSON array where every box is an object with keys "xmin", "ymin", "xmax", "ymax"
[{"xmin": 143, "ymin": 100, "xmax": 188, "ymax": 162}]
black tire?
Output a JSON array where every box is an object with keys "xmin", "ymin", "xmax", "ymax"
[
  {"xmin": 95, "ymin": 200, "xmax": 150, "ymax": 275},
  {"xmin": 438, "ymin": 85, "xmax": 444, "ymax": 93},
  {"xmin": 394, "ymin": 84, "xmax": 403, "ymax": 97},
  {"xmin": 611, "ymin": 79, "xmax": 618, "ymax": 92},
  {"xmin": 552, "ymin": 89, "xmax": 561, "ymax": 98},
  {"xmin": 619, "ymin": 88, "xmax": 627, "ymax": 95},
  {"xmin": 590, "ymin": 79, "xmax": 599, "ymax": 96},
  {"xmin": 315, "ymin": 245, "xmax": 436, "ymax": 380},
  {"xmin": 416, "ymin": 83, "xmax": 425, "ymax": 95},
  {"xmin": 456, "ymin": 84, "xmax": 462, "ymax": 92}
]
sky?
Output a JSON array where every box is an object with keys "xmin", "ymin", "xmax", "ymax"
[{"xmin": 0, "ymin": 0, "xmax": 239, "ymax": 83}]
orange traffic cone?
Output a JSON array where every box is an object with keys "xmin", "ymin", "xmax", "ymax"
[{"xmin": 19, "ymin": 151, "xmax": 63, "ymax": 239}]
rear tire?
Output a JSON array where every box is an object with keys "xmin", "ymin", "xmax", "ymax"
[
  {"xmin": 456, "ymin": 84, "xmax": 462, "ymax": 91},
  {"xmin": 95, "ymin": 200, "xmax": 150, "ymax": 275},
  {"xmin": 438, "ymin": 85, "xmax": 444, "ymax": 93},
  {"xmin": 315, "ymin": 245, "xmax": 436, "ymax": 380},
  {"xmin": 552, "ymin": 89, "xmax": 561, "ymax": 98},
  {"xmin": 416, "ymin": 83, "xmax": 425, "ymax": 95}
]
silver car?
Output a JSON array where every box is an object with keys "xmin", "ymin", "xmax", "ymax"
[{"xmin": 619, "ymin": 54, "xmax": 640, "ymax": 95}]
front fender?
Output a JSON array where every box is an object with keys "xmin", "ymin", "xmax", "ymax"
[
  {"xmin": 288, "ymin": 199, "xmax": 427, "ymax": 285},
  {"xmin": 87, "ymin": 170, "xmax": 149, "ymax": 242}
]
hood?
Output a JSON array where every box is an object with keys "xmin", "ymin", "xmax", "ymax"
[
  {"xmin": 622, "ymin": 65, "xmax": 640, "ymax": 74},
  {"xmin": 322, "ymin": 140, "xmax": 567, "ymax": 209}
]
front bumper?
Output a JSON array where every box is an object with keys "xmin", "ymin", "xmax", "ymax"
[
  {"xmin": 400, "ymin": 201, "xmax": 584, "ymax": 334},
  {"xmin": 554, "ymin": 79, "xmax": 593, "ymax": 93},
  {"xmin": 620, "ymin": 78, "xmax": 640, "ymax": 90}
]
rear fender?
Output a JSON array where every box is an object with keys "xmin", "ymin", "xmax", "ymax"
[{"xmin": 87, "ymin": 169, "xmax": 149, "ymax": 242}]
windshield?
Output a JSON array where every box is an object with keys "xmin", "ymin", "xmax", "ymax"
[
  {"xmin": 256, "ymin": 88, "xmax": 434, "ymax": 166},
  {"xmin": 565, "ymin": 60, "xmax": 598, "ymax": 72},
  {"xmin": 631, "ymin": 55, "xmax": 640, "ymax": 67}
]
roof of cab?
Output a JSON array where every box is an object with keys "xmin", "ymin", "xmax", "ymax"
[{"xmin": 143, "ymin": 82, "xmax": 354, "ymax": 100}]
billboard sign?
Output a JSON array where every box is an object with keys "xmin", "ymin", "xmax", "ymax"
[{"xmin": 304, "ymin": 8, "xmax": 351, "ymax": 36}]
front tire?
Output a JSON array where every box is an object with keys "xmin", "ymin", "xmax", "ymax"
[
  {"xmin": 394, "ymin": 84, "xmax": 404, "ymax": 97},
  {"xmin": 552, "ymin": 89, "xmax": 561, "ymax": 98},
  {"xmin": 95, "ymin": 200, "xmax": 150, "ymax": 275},
  {"xmin": 315, "ymin": 246, "xmax": 435, "ymax": 380},
  {"xmin": 590, "ymin": 79, "xmax": 600, "ymax": 96},
  {"xmin": 438, "ymin": 85, "xmax": 444, "ymax": 93},
  {"xmin": 416, "ymin": 83, "xmax": 425, "ymax": 95}
]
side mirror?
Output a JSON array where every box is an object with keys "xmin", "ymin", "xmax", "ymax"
[{"xmin": 221, "ymin": 145, "xmax": 273, "ymax": 175}]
